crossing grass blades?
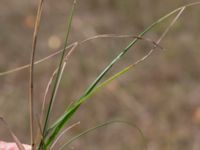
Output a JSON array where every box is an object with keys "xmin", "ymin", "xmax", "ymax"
[{"xmin": 0, "ymin": 0, "xmax": 200, "ymax": 150}]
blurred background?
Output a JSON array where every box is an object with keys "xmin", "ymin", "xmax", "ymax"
[{"xmin": 1, "ymin": 0, "xmax": 200, "ymax": 149}]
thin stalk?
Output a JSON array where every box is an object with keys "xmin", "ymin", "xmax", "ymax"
[
  {"xmin": 59, "ymin": 120, "xmax": 146, "ymax": 150},
  {"xmin": 30, "ymin": 0, "xmax": 45, "ymax": 148},
  {"xmin": 0, "ymin": 34, "xmax": 148, "ymax": 76},
  {"xmin": 40, "ymin": 43, "xmax": 78, "ymax": 124},
  {"xmin": 42, "ymin": 0, "xmax": 77, "ymax": 141}
]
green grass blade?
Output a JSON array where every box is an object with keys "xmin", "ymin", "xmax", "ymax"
[
  {"xmin": 44, "ymin": 7, "xmax": 183, "ymax": 145},
  {"xmin": 38, "ymin": 1, "xmax": 77, "ymax": 149},
  {"xmin": 77, "ymin": 4, "xmax": 189, "ymax": 99},
  {"xmin": 42, "ymin": 0, "xmax": 76, "ymax": 134},
  {"xmin": 45, "ymin": 2, "xmax": 200, "ymax": 146},
  {"xmin": 46, "ymin": 64, "xmax": 135, "ymax": 141},
  {"xmin": 73, "ymin": 5, "xmax": 186, "ymax": 106},
  {"xmin": 59, "ymin": 120, "xmax": 147, "ymax": 150}
]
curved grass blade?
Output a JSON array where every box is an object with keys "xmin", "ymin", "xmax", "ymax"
[
  {"xmin": 46, "ymin": 4, "xmax": 189, "ymax": 145},
  {"xmin": 0, "ymin": 34, "xmax": 156, "ymax": 77},
  {"xmin": 58, "ymin": 120, "xmax": 147, "ymax": 150},
  {"xmin": 44, "ymin": 7, "xmax": 186, "ymax": 146},
  {"xmin": 37, "ymin": 43, "xmax": 78, "ymax": 146},
  {"xmin": 37, "ymin": 1, "xmax": 77, "ymax": 149},
  {"xmin": 40, "ymin": 42, "xmax": 78, "ymax": 126},
  {"xmin": 44, "ymin": 39, "xmax": 162, "ymax": 147},
  {"xmin": 42, "ymin": 0, "xmax": 77, "ymax": 135},
  {"xmin": 0, "ymin": 1, "xmax": 199, "ymax": 77}
]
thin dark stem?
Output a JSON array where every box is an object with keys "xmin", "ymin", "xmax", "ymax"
[
  {"xmin": 38, "ymin": 1, "xmax": 77, "ymax": 149},
  {"xmin": 30, "ymin": 0, "xmax": 45, "ymax": 149}
]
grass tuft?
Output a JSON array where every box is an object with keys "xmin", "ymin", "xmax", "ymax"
[{"xmin": 1, "ymin": 1, "xmax": 200, "ymax": 150}]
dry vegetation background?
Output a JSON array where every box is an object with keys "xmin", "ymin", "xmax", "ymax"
[{"xmin": 1, "ymin": 0, "xmax": 200, "ymax": 150}]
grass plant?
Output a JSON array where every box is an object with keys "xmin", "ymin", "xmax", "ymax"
[{"xmin": 0, "ymin": 1, "xmax": 200, "ymax": 150}]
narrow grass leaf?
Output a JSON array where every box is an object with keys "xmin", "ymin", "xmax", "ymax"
[
  {"xmin": 39, "ymin": 1, "xmax": 77, "ymax": 149},
  {"xmin": 42, "ymin": 0, "xmax": 76, "ymax": 134},
  {"xmin": 58, "ymin": 120, "xmax": 147, "ymax": 150},
  {"xmin": 40, "ymin": 43, "xmax": 78, "ymax": 125},
  {"xmin": 45, "ymin": 6, "xmax": 186, "ymax": 146}
]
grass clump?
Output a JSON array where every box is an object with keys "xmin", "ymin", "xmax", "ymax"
[{"xmin": 0, "ymin": 1, "xmax": 200, "ymax": 150}]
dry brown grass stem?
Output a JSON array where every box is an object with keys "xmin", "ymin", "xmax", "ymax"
[
  {"xmin": 0, "ymin": 34, "xmax": 160, "ymax": 77},
  {"xmin": 30, "ymin": 0, "xmax": 45, "ymax": 148}
]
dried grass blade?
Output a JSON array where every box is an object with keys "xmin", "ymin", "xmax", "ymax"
[
  {"xmin": 0, "ymin": 34, "xmax": 143, "ymax": 76},
  {"xmin": 29, "ymin": 0, "xmax": 45, "ymax": 148}
]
